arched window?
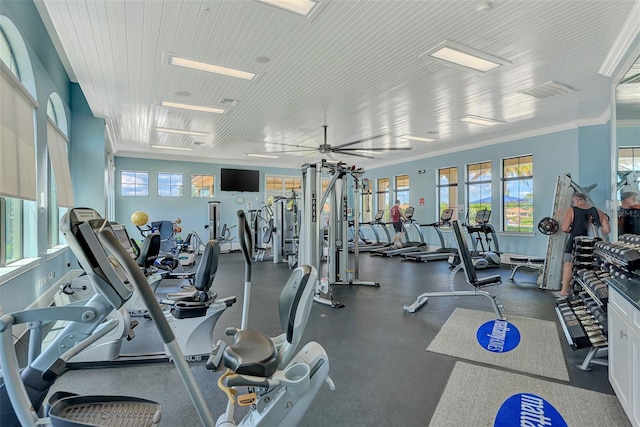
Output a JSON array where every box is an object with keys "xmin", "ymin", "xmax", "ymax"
[
  {"xmin": 0, "ymin": 16, "xmax": 37, "ymax": 267},
  {"xmin": 47, "ymin": 93, "xmax": 71, "ymax": 248}
]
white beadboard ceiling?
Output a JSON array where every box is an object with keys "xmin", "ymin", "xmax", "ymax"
[{"xmin": 34, "ymin": 0, "xmax": 640, "ymax": 170}]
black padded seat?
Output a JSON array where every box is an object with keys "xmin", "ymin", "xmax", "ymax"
[
  {"xmin": 472, "ymin": 274, "xmax": 502, "ymax": 287},
  {"xmin": 223, "ymin": 330, "xmax": 279, "ymax": 377}
]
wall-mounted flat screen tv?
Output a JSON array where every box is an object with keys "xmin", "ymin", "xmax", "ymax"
[{"xmin": 220, "ymin": 168, "xmax": 260, "ymax": 192}]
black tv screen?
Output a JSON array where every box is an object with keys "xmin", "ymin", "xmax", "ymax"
[{"xmin": 220, "ymin": 168, "xmax": 260, "ymax": 192}]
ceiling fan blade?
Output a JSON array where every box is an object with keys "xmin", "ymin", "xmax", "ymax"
[
  {"xmin": 332, "ymin": 133, "xmax": 386, "ymax": 150},
  {"xmin": 267, "ymin": 142, "xmax": 306, "ymax": 148},
  {"xmin": 332, "ymin": 150, "xmax": 374, "ymax": 159},
  {"xmin": 273, "ymin": 148, "xmax": 318, "ymax": 153},
  {"xmin": 337, "ymin": 147, "xmax": 413, "ymax": 152}
]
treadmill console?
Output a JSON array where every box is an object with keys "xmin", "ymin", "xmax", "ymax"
[
  {"xmin": 404, "ymin": 206, "xmax": 415, "ymax": 220},
  {"xmin": 61, "ymin": 208, "xmax": 134, "ymax": 309},
  {"xmin": 441, "ymin": 209, "xmax": 454, "ymax": 223},
  {"xmin": 474, "ymin": 209, "xmax": 491, "ymax": 225}
]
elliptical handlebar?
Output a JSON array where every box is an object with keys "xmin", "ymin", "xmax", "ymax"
[
  {"xmin": 237, "ymin": 210, "xmax": 254, "ymax": 330},
  {"xmin": 237, "ymin": 210, "xmax": 252, "ymax": 283}
]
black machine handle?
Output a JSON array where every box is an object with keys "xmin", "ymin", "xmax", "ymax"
[{"xmin": 237, "ymin": 210, "xmax": 253, "ymax": 282}]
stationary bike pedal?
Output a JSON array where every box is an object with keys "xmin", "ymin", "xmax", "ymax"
[
  {"xmin": 237, "ymin": 392, "xmax": 257, "ymax": 406},
  {"xmin": 129, "ymin": 320, "xmax": 139, "ymax": 329}
]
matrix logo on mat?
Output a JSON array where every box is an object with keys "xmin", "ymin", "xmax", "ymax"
[
  {"xmin": 476, "ymin": 319, "xmax": 521, "ymax": 353},
  {"xmin": 494, "ymin": 393, "xmax": 567, "ymax": 427}
]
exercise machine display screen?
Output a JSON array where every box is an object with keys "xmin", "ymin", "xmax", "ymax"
[
  {"xmin": 61, "ymin": 208, "xmax": 135, "ymax": 309},
  {"xmin": 111, "ymin": 223, "xmax": 136, "ymax": 259}
]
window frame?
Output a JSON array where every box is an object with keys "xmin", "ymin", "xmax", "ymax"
[
  {"xmin": 120, "ymin": 170, "xmax": 149, "ymax": 197},
  {"xmin": 502, "ymin": 154, "xmax": 534, "ymax": 233},
  {"xmin": 0, "ymin": 23, "xmax": 37, "ymax": 268},
  {"xmin": 394, "ymin": 174, "xmax": 410, "ymax": 210},
  {"xmin": 376, "ymin": 177, "xmax": 390, "ymax": 222},
  {"xmin": 437, "ymin": 166, "xmax": 459, "ymax": 224},
  {"xmin": 191, "ymin": 174, "xmax": 215, "ymax": 198},
  {"xmin": 265, "ymin": 174, "xmax": 301, "ymax": 206},
  {"xmin": 466, "ymin": 161, "xmax": 492, "ymax": 224},
  {"xmin": 157, "ymin": 172, "xmax": 183, "ymax": 197}
]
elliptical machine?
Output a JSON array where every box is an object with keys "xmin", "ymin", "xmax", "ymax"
[
  {"xmin": 214, "ymin": 210, "xmax": 335, "ymax": 426},
  {"xmin": 0, "ymin": 208, "xmax": 334, "ymax": 427}
]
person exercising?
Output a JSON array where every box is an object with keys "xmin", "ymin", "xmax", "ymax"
[
  {"xmin": 555, "ymin": 193, "xmax": 610, "ymax": 300},
  {"xmin": 618, "ymin": 191, "xmax": 640, "ymax": 235},
  {"xmin": 390, "ymin": 200, "xmax": 407, "ymax": 248}
]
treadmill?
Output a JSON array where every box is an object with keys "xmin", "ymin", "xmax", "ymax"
[
  {"xmin": 349, "ymin": 210, "xmax": 391, "ymax": 252},
  {"xmin": 370, "ymin": 207, "xmax": 426, "ymax": 257},
  {"xmin": 402, "ymin": 208, "xmax": 458, "ymax": 262}
]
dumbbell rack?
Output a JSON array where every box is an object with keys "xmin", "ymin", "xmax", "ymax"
[{"xmin": 555, "ymin": 236, "xmax": 609, "ymax": 370}]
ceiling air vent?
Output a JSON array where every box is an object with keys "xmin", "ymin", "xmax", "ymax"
[
  {"xmin": 193, "ymin": 141, "xmax": 205, "ymax": 145},
  {"xmin": 518, "ymin": 81, "xmax": 576, "ymax": 100},
  {"xmin": 221, "ymin": 98, "xmax": 240, "ymax": 107}
]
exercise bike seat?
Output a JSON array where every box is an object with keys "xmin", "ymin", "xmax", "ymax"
[{"xmin": 223, "ymin": 329, "xmax": 279, "ymax": 377}]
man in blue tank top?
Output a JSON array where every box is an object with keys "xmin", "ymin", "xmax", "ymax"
[{"xmin": 555, "ymin": 193, "xmax": 610, "ymax": 300}]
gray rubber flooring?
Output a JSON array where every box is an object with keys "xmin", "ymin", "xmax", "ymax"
[{"xmin": 40, "ymin": 252, "xmax": 615, "ymax": 426}]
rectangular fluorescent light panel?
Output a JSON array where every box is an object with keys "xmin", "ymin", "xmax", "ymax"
[
  {"xmin": 247, "ymin": 153, "xmax": 279, "ymax": 159},
  {"xmin": 458, "ymin": 115, "xmax": 505, "ymax": 127},
  {"xmin": 161, "ymin": 101, "xmax": 225, "ymax": 114},
  {"xmin": 151, "ymin": 145, "xmax": 193, "ymax": 151},
  {"xmin": 169, "ymin": 55, "xmax": 256, "ymax": 81},
  {"xmin": 401, "ymin": 134, "xmax": 436, "ymax": 142},
  {"xmin": 156, "ymin": 127, "xmax": 209, "ymax": 136},
  {"xmin": 421, "ymin": 41, "xmax": 509, "ymax": 73},
  {"xmin": 257, "ymin": 0, "xmax": 317, "ymax": 16}
]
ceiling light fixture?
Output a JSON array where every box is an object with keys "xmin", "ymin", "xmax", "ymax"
[
  {"xmin": 401, "ymin": 134, "xmax": 436, "ymax": 142},
  {"xmin": 458, "ymin": 115, "xmax": 505, "ymax": 126},
  {"xmin": 256, "ymin": 0, "xmax": 318, "ymax": 16},
  {"xmin": 151, "ymin": 145, "xmax": 193, "ymax": 151},
  {"xmin": 156, "ymin": 127, "xmax": 209, "ymax": 136},
  {"xmin": 161, "ymin": 101, "xmax": 225, "ymax": 114},
  {"xmin": 169, "ymin": 55, "xmax": 256, "ymax": 81},
  {"xmin": 247, "ymin": 153, "xmax": 279, "ymax": 159},
  {"xmin": 420, "ymin": 41, "xmax": 510, "ymax": 73}
]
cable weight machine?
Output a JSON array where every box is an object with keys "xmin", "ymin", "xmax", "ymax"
[{"xmin": 299, "ymin": 160, "xmax": 380, "ymax": 308}]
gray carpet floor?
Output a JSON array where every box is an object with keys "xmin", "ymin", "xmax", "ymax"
[
  {"xmin": 427, "ymin": 308, "xmax": 570, "ymax": 381},
  {"xmin": 30, "ymin": 252, "xmax": 620, "ymax": 426},
  {"xmin": 429, "ymin": 362, "xmax": 630, "ymax": 427}
]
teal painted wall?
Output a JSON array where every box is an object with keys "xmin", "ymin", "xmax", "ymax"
[
  {"xmin": 70, "ymin": 83, "xmax": 106, "ymax": 216},
  {"xmin": 114, "ymin": 157, "xmax": 300, "ymax": 242},
  {"xmin": 1, "ymin": 0, "xmax": 637, "ymax": 315},
  {"xmin": 578, "ymin": 122, "xmax": 613, "ymax": 209},
  {"xmin": 362, "ymin": 128, "xmax": 585, "ymax": 258},
  {"xmin": 0, "ymin": 0, "xmax": 90, "ymax": 313}
]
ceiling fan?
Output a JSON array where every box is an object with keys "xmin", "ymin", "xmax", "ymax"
[{"xmin": 271, "ymin": 125, "xmax": 413, "ymax": 159}]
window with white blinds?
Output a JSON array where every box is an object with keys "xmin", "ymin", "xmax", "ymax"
[
  {"xmin": 46, "ymin": 118, "xmax": 74, "ymax": 207},
  {"xmin": 0, "ymin": 62, "xmax": 37, "ymax": 201}
]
